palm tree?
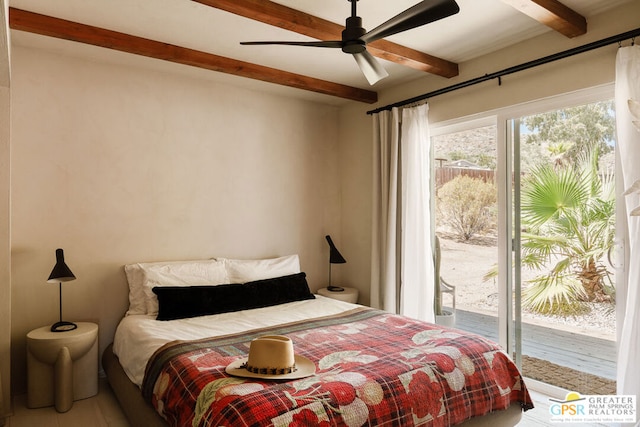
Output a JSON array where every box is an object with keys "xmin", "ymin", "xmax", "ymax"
[
  {"xmin": 520, "ymin": 149, "xmax": 615, "ymax": 314},
  {"xmin": 547, "ymin": 141, "xmax": 574, "ymax": 167}
]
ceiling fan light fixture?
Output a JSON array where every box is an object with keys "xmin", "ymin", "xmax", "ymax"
[{"xmin": 353, "ymin": 50, "xmax": 388, "ymax": 85}]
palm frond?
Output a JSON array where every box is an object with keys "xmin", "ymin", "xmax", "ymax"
[
  {"xmin": 521, "ymin": 163, "xmax": 589, "ymax": 229},
  {"xmin": 523, "ymin": 273, "xmax": 587, "ymax": 315}
]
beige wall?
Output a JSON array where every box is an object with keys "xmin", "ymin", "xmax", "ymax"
[
  {"xmin": 338, "ymin": 1, "xmax": 640, "ymax": 306},
  {"xmin": 0, "ymin": 0, "xmax": 10, "ymax": 416},
  {"xmin": 9, "ymin": 45, "xmax": 341, "ymax": 393},
  {"xmin": 0, "ymin": 85, "xmax": 9, "ymax": 418},
  {"xmin": 0, "ymin": 87, "xmax": 8, "ymax": 419}
]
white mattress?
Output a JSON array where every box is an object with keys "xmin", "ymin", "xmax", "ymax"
[{"xmin": 113, "ymin": 295, "xmax": 356, "ymax": 386}]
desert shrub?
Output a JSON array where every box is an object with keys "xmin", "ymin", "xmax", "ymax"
[{"xmin": 437, "ymin": 175, "xmax": 496, "ymax": 240}]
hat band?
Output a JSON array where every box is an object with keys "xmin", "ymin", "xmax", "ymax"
[{"xmin": 242, "ymin": 362, "xmax": 297, "ymax": 375}]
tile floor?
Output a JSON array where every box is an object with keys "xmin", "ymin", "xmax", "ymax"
[
  {"xmin": 3, "ymin": 378, "xmax": 615, "ymax": 427},
  {"xmin": 5, "ymin": 379, "xmax": 128, "ymax": 427}
]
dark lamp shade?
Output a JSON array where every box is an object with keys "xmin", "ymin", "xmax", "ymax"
[
  {"xmin": 47, "ymin": 248, "xmax": 76, "ymax": 283},
  {"xmin": 325, "ymin": 235, "xmax": 346, "ymax": 264}
]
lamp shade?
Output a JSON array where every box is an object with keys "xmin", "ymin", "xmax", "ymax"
[
  {"xmin": 47, "ymin": 248, "xmax": 77, "ymax": 332},
  {"xmin": 325, "ymin": 235, "xmax": 346, "ymax": 264},
  {"xmin": 47, "ymin": 248, "xmax": 76, "ymax": 283}
]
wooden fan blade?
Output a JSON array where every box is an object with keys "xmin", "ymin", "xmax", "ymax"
[{"xmin": 362, "ymin": 0, "xmax": 459, "ymax": 44}]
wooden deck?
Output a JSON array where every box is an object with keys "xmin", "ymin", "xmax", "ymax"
[{"xmin": 455, "ymin": 309, "xmax": 616, "ymax": 380}]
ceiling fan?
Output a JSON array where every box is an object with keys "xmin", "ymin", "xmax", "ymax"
[{"xmin": 240, "ymin": 0, "xmax": 460, "ymax": 85}]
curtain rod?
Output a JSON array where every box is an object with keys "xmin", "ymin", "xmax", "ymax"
[{"xmin": 367, "ymin": 27, "xmax": 640, "ymax": 115}]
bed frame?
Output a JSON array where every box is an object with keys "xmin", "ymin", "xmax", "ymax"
[{"xmin": 102, "ymin": 343, "xmax": 523, "ymax": 427}]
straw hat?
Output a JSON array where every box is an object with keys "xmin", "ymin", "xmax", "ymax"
[{"xmin": 226, "ymin": 335, "xmax": 315, "ymax": 380}]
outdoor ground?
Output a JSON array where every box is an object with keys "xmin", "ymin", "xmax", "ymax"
[{"xmin": 438, "ymin": 234, "xmax": 616, "ymax": 340}]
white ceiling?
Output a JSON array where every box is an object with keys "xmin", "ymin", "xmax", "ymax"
[{"xmin": 7, "ymin": 0, "xmax": 636, "ymax": 103}]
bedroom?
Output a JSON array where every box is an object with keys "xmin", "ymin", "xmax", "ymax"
[{"xmin": 0, "ymin": 0, "xmax": 639, "ymax": 426}]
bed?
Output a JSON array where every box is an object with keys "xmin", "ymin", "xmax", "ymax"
[{"xmin": 104, "ymin": 255, "xmax": 533, "ymax": 427}]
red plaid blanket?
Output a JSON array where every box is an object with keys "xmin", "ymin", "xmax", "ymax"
[{"xmin": 142, "ymin": 307, "xmax": 533, "ymax": 427}]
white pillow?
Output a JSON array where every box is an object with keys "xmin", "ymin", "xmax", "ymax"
[
  {"xmin": 124, "ymin": 259, "xmax": 229, "ymax": 316},
  {"xmin": 124, "ymin": 263, "xmax": 148, "ymax": 316},
  {"xmin": 221, "ymin": 254, "xmax": 301, "ymax": 284}
]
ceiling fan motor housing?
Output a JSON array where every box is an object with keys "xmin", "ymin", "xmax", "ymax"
[{"xmin": 342, "ymin": 16, "xmax": 367, "ymax": 54}]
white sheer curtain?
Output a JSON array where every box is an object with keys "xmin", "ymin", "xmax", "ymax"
[
  {"xmin": 371, "ymin": 103, "xmax": 435, "ymax": 322},
  {"xmin": 615, "ymin": 45, "xmax": 640, "ymax": 404}
]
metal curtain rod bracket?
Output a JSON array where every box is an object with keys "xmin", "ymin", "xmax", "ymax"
[{"xmin": 367, "ymin": 27, "xmax": 640, "ymax": 115}]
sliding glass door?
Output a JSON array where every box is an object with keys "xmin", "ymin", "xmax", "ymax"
[
  {"xmin": 432, "ymin": 86, "xmax": 618, "ymax": 396},
  {"xmin": 507, "ymin": 99, "xmax": 617, "ymax": 395},
  {"xmin": 432, "ymin": 120, "xmax": 501, "ymax": 345}
]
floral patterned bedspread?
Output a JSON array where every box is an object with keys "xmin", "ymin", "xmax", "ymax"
[{"xmin": 142, "ymin": 307, "xmax": 533, "ymax": 427}]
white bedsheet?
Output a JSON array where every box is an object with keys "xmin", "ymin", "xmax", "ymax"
[{"xmin": 113, "ymin": 295, "xmax": 357, "ymax": 386}]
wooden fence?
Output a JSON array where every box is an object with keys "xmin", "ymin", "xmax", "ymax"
[{"xmin": 435, "ymin": 167, "xmax": 496, "ymax": 189}]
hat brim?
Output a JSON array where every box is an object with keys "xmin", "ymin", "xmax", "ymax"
[{"xmin": 225, "ymin": 355, "xmax": 316, "ymax": 380}]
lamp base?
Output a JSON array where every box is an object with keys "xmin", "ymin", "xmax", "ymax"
[
  {"xmin": 51, "ymin": 321, "xmax": 77, "ymax": 333},
  {"xmin": 327, "ymin": 286, "xmax": 344, "ymax": 292}
]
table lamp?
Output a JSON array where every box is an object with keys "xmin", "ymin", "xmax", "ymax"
[
  {"xmin": 47, "ymin": 248, "xmax": 77, "ymax": 332},
  {"xmin": 325, "ymin": 235, "xmax": 346, "ymax": 292}
]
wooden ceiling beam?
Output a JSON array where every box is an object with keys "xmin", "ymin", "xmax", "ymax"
[
  {"xmin": 502, "ymin": 0, "xmax": 586, "ymax": 38},
  {"xmin": 193, "ymin": 0, "xmax": 459, "ymax": 78},
  {"xmin": 8, "ymin": 8, "xmax": 378, "ymax": 104}
]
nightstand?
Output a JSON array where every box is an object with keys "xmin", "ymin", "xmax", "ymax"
[
  {"xmin": 317, "ymin": 287, "xmax": 359, "ymax": 304},
  {"xmin": 26, "ymin": 322, "xmax": 98, "ymax": 413}
]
